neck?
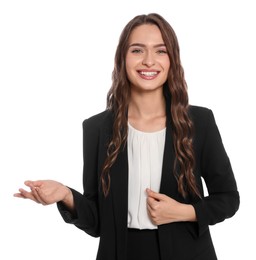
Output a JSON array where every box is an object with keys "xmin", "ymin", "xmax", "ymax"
[{"xmin": 128, "ymin": 90, "xmax": 166, "ymax": 119}]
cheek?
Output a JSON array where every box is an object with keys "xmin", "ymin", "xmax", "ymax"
[
  {"xmin": 164, "ymin": 59, "xmax": 171, "ymax": 70},
  {"xmin": 125, "ymin": 57, "xmax": 133, "ymax": 73},
  {"xmin": 125, "ymin": 63, "xmax": 132, "ymax": 78},
  {"xmin": 126, "ymin": 56, "xmax": 136, "ymax": 68},
  {"xmin": 126, "ymin": 58, "xmax": 138, "ymax": 76},
  {"xmin": 125, "ymin": 64, "xmax": 134, "ymax": 83},
  {"xmin": 164, "ymin": 61, "xmax": 170, "ymax": 76}
]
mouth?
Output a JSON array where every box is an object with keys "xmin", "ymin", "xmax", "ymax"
[{"xmin": 137, "ymin": 70, "xmax": 160, "ymax": 79}]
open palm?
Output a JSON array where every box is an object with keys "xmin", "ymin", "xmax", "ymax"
[{"xmin": 14, "ymin": 180, "xmax": 70, "ymax": 205}]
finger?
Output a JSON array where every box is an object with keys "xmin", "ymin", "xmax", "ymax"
[
  {"xmin": 24, "ymin": 180, "xmax": 43, "ymax": 188},
  {"xmin": 33, "ymin": 187, "xmax": 49, "ymax": 205},
  {"xmin": 147, "ymin": 197, "xmax": 158, "ymax": 211},
  {"xmin": 146, "ymin": 188, "xmax": 165, "ymax": 201},
  {"xmin": 147, "ymin": 204, "xmax": 158, "ymax": 224},
  {"xmin": 13, "ymin": 193, "xmax": 26, "ymax": 198},
  {"xmin": 147, "ymin": 196, "xmax": 154, "ymax": 207},
  {"xmin": 31, "ymin": 187, "xmax": 46, "ymax": 205},
  {"xmin": 147, "ymin": 201, "xmax": 154, "ymax": 214},
  {"xmin": 15, "ymin": 188, "xmax": 39, "ymax": 203},
  {"xmin": 18, "ymin": 188, "xmax": 34, "ymax": 198}
]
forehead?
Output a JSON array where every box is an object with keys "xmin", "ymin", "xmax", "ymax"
[{"xmin": 128, "ymin": 24, "xmax": 164, "ymax": 45}]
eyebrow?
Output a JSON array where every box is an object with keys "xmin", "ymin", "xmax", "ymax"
[{"xmin": 128, "ymin": 43, "xmax": 166, "ymax": 48}]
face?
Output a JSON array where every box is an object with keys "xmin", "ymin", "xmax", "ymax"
[{"xmin": 125, "ymin": 24, "xmax": 170, "ymax": 93}]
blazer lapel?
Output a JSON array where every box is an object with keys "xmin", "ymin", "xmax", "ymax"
[
  {"xmin": 100, "ymin": 112, "xmax": 128, "ymax": 260},
  {"xmin": 159, "ymin": 116, "xmax": 178, "ymax": 198},
  {"xmin": 110, "ymin": 143, "xmax": 129, "ymax": 260},
  {"xmin": 157, "ymin": 114, "xmax": 179, "ymax": 260}
]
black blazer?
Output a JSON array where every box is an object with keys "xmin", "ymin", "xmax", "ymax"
[{"xmin": 58, "ymin": 105, "xmax": 239, "ymax": 260}]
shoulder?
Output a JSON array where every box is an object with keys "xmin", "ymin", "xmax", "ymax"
[
  {"xmin": 189, "ymin": 105, "xmax": 213, "ymax": 119},
  {"xmin": 189, "ymin": 105, "xmax": 215, "ymax": 126},
  {"xmin": 82, "ymin": 109, "xmax": 113, "ymax": 132},
  {"xmin": 188, "ymin": 105, "xmax": 218, "ymax": 137}
]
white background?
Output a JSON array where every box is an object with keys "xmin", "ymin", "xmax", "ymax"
[{"xmin": 0, "ymin": 0, "xmax": 255, "ymax": 259}]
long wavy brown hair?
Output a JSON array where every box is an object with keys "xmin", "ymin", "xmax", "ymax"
[{"xmin": 101, "ymin": 13, "xmax": 201, "ymax": 199}]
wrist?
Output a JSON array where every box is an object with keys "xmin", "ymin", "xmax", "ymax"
[
  {"xmin": 179, "ymin": 204, "xmax": 197, "ymax": 222},
  {"xmin": 62, "ymin": 187, "xmax": 74, "ymax": 210}
]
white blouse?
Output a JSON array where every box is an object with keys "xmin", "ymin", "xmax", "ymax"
[{"xmin": 127, "ymin": 122, "xmax": 166, "ymax": 229}]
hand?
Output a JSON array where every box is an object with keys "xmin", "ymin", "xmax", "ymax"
[
  {"xmin": 14, "ymin": 180, "xmax": 72, "ymax": 206},
  {"xmin": 146, "ymin": 189, "xmax": 196, "ymax": 225}
]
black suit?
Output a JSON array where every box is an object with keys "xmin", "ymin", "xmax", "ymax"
[{"xmin": 58, "ymin": 105, "xmax": 239, "ymax": 260}]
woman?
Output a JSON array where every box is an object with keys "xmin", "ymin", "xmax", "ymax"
[{"xmin": 14, "ymin": 13, "xmax": 240, "ymax": 260}]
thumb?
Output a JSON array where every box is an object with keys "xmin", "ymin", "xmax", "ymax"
[
  {"xmin": 146, "ymin": 188, "xmax": 165, "ymax": 201},
  {"xmin": 24, "ymin": 180, "xmax": 43, "ymax": 188}
]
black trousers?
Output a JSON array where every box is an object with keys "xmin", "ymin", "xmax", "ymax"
[{"xmin": 127, "ymin": 228, "xmax": 161, "ymax": 260}]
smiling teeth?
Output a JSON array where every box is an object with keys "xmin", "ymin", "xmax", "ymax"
[{"xmin": 140, "ymin": 71, "xmax": 157, "ymax": 76}]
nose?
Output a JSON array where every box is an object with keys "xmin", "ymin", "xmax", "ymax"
[{"xmin": 142, "ymin": 51, "xmax": 155, "ymax": 67}]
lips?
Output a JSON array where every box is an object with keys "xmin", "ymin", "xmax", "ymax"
[{"xmin": 137, "ymin": 70, "xmax": 160, "ymax": 79}]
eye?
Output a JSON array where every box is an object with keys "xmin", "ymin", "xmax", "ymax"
[
  {"xmin": 157, "ymin": 49, "xmax": 168, "ymax": 54},
  {"xmin": 131, "ymin": 48, "xmax": 143, "ymax": 54}
]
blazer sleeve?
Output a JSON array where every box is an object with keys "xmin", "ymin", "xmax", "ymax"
[
  {"xmin": 192, "ymin": 109, "xmax": 240, "ymax": 237},
  {"xmin": 57, "ymin": 118, "xmax": 100, "ymax": 237}
]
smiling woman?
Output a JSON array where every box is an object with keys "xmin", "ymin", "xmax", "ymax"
[
  {"xmin": 14, "ymin": 13, "xmax": 239, "ymax": 260},
  {"xmin": 126, "ymin": 24, "xmax": 170, "ymax": 133},
  {"xmin": 126, "ymin": 24, "xmax": 170, "ymax": 95}
]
